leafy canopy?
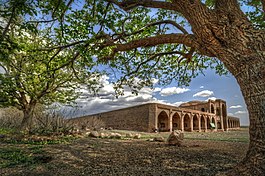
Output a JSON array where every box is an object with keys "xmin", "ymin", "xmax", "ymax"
[{"xmin": 0, "ymin": 0, "xmax": 264, "ymax": 99}]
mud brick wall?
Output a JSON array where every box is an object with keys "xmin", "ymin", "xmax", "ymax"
[{"xmin": 74, "ymin": 104, "xmax": 153, "ymax": 132}]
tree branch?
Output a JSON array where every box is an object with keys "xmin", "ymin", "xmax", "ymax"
[
  {"xmin": 113, "ymin": 33, "xmax": 197, "ymax": 53},
  {"xmin": 36, "ymin": 40, "xmax": 86, "ymax": 51},
  {"xmin": 262, "ymin": 0, "xmax": 265, "ymax": 20},
  {"xmin": 1, "ymin": 6, "xmax": 16, "ymax": 39},
  {"xmin": 106, "ymin": 0, "xmax": 178, "ymax": 11},
  {"xmin": 215, "ymin": 0, "xmax": 246, "ymax": 18}
]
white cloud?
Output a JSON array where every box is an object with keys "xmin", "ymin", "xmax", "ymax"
[
  {"xmin": 206, "ymin": 97, "xmax": 217, "ymax": 101},
  {"xmin": 193, "ymin": 90, "xmax": 214, "ymax": 97},
  {"xmin": 200, "ymin": 86, "xmax": 204, "ymax": 89},
  {"xmin": 173, "ymin": 101, "xmax": 185, "ymax": 107},
  {"xmin": 153, "ymin": 87, "xmax": 161, "ymax": 92},
  {"xmin": 151, "ymin": 78, "xmax": 159, "ymax": 84},
  {"xmin": 160, "ymin": 87, "xmax": 190, "ymax": 96},
  {"xmin": 229, "ymin": 105, "xmax": 242, "ymax": 109},
  {"xmin": 235, "ymin": 111, "xmax": 247, "ymax": 114}
]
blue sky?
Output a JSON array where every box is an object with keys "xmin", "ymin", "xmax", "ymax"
[{"xmin": 71, "ymin": 68, "xmax": 249, "ymax": 126}]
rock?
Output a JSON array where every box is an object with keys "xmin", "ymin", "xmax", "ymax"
[
  {"xmin": 153, "ymin": 136, "xmax": 165, "ymax": 142},
  {"xmin": 110, "ymin": 133, "xmax": 122, "ymax": 139},
  {"xmin": 167, "ymin": 130, "xmax": 184, "ymax": 146},
  {"xmin": 88, "ymin": 131, "xmax": 99, "ymax": 138},
  {"xmin": 125, "ymin": 133, "xmax": 133, "ymax": 138},
  {"xmin": 133, "ymin": 134, "xmax": 141, "ymax": 139},
  {"xmin": 99, "ymin": 132, "xmax": 107, "ymax": 138},
  {"xmin": 146, "ymin": 138, "xmax": 154, "ymax": 142}
]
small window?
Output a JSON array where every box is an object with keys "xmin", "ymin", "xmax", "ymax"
[{"xmin": 201, "ymin": 108, "xmax": 205, "ymax": 112}]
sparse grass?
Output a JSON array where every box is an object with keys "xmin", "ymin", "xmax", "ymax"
[
  {"xmin": 0, "ymin": 127, "xmax": 250, "ymax": 175},
  {"xmin": 0, "ymin": 127, "xmax": 77, "ymax": 170},
  {"xmin": 184, "ymin": 128, "xmax": 249, "ymax": 143},
  {"xmin": 111, "ymin": 128, "xmax": 249, "ymax": 143},
  {"xmin": 0, "ymin": 128, "xmax": 16, "ymax": 135}
]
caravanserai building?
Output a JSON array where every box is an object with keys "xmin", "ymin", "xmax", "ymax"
[{"xmin": 73, "ymin": 99, "xmax": 240, "ymax": 132}]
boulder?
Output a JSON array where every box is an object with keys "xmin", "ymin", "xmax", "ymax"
[
  {"xmin": 125, "ymin": 133, "xmax": 133, "ymax": 138},
  {"xmin": 133, "ymin": 134, "xmax": 141, "ymax": 139},
  {"xmin": 88, "ymin": 131, "xmax": 99, "ymax": 138},
  {"xmin": 167, "ymin": 130, "xmax": 184, "ymax": 146},
  {"xmin": 153, "ymin": 136, "xmax": 165, "ymax": 142},
  {"xmin": 110, "ymin": 133, "xmax": 122, "ymax": 139}
]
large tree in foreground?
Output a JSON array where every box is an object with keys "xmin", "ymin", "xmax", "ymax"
[
  {"xmin": 1, "ymin": 0, "xmax": 264, "ymax": 175},
  {"xmin": 101, "ymin": 1, "xmax": 264, "ymax": 175}
]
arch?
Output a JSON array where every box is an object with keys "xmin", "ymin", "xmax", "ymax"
[
  {"xmin": 184, "ymin": 114, "xmax": 191, "ymax": 131},
  {"xmin": 172, "ymin": 112, "xmax": 181, "ymax": 130},
  {"xmin": 211, "ymin": 104, "xmax": 215, "ymax": 113},
  {"xmin": 201, "ymin": 115, "xmax": 206, "ymax": 130},
  {"xmin": 207, "ymin": 117, "xmax": 211, "ymax": 129},
  {"xmin": 158, "ymin": 111, "xmax": 169, "ymax": 132},
  {"xmin": 217, "ymin": 121, "xmax": 222, "ymax": 129},
  {"xmin": 193, "ymin": 114, "xmax": 199, "ymax": 131}
]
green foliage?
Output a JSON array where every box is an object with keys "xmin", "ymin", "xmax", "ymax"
[
  {"xmin": 0, "ymin": 127, "xmax": 16, "ymax": 134},
  {"xmin": 0, "ymin": 0, "xmax": 264, "ymax": 98}
]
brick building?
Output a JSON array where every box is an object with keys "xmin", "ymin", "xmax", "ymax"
[{"xmin": 72, "ymin": 99, "xmax": 240, "ymax": 132}]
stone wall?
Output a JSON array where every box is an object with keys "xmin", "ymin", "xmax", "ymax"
[{"xmin": 74, "ymin": 103, "xmax": 152, "ymax": 132}]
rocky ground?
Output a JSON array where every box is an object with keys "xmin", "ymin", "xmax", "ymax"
[{"xmin": 0, "ymin": 129, "xmax": 249, "ymax": 176}]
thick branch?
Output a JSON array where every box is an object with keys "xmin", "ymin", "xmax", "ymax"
[
  {"xmin": 133, "ymin": 20, "xmax": 188, "ymax": 35},
  {"xmin": 106, "ymin": 0, "xmax": 178, "ymax": 11},
  {"xmin": 215, "ymin": 0, "xmax": 246, "ymax": 19},
  {"xmin": 114, "ymin": 34, "xmax": 197, "ymax": 52}
]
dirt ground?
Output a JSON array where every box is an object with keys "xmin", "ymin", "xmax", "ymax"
[{"xmin": 1, "ymin": 130, "xmax": 249, "ymax": 176}]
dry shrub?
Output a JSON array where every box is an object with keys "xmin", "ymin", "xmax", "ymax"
[
  {"xmin": 31, "ymin": 106, "xmax": 75, "ymax": 135},
  {"xmin": 72, "ymin": 116, "xmax": 105, "ymax": 131},
  {"xmin": 0, "ymin": 107, "xmax": 23, "ymax": 128}
]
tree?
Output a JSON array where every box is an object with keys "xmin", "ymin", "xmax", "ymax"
[
  {"xmin": 0, "ymin": 1, "xmax": 103, "ymax": 130},
  {"xmin": 1, "ymin": 0, "xmax": 264, "ymax": 174}
]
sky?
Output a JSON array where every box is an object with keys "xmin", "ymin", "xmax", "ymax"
[{"xmin": 67, "ymin": 68, "xmax": 249, "ymax": 126}]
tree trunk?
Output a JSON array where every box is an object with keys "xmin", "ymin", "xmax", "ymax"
[
  {"xmin": 226, "ymin": 55, "xmax": 265, "ymax": 175},
  {"xmin": 20, "ymin": 104, "xmax": 35, "ymax": 132}
]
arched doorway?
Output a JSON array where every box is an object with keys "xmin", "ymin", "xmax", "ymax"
[
  {"xmin": 201, "ymin": 115, "xmax": 206, "ymax": 130},
  {"xmin": 158, "ymin": 111, "xmax": 169, "ymax": 132},
  {"xmin": 184, "ymin": 114, "xmax": 191, "ymax": 131},
  {"xmin": 217, "ymin": 122, "xmax": 222, "ymax": 129},
  {"xmin": 207, "ymin": 117, "xmax": 211, "ymax": 129},
  {"xmin": 172, "ymin": 112, "xmax": 181, "ymax": 130},
  {"xmin": 193, "ymin": 114, "xmax": 199, "ymax": 131}
]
